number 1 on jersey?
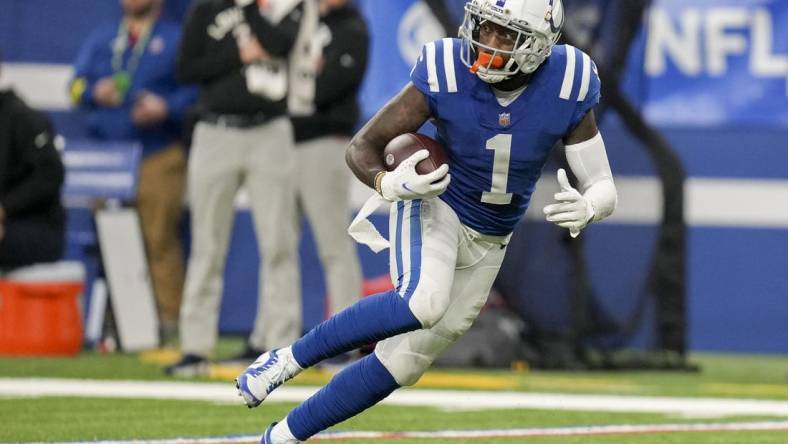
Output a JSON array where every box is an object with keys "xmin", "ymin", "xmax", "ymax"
[{"xmin": 481, "ymin": 134, "xmax": 513, "ymax": 205}]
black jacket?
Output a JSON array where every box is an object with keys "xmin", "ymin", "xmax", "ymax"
[
  {"xmin": 0, "ymin": 90, "xmax": 65, "ymax": 226},
  {"xmin": 178, "ymin": 0, "xmax": 303, "ymax": 116},
  {"xmin": 291, "ymin": 5, "xmax": 369, "ymax": 142}
]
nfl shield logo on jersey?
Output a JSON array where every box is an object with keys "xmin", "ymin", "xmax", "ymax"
[{"xmin": 498, "ymin": 112, "xmax": 511, "ymax": 127}]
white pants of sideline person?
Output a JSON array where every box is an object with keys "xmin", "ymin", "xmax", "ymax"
[
  {"xmin": 180, "ymin": 117, "xmax": 300, "ymax": 356},
  {"xmin": 294, "ymin": 135, "xmax": 362, "ymax": 318}
]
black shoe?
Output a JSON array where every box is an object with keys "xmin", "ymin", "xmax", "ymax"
[
  {"xmin": 219, "ymin": 344, "xmax": 265, "ymax": 365},
  {"xmin": 165, "ymin": 353, "xmax": 208, "ymax": 377}
]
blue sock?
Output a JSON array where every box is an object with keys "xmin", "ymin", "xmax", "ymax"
[
  {"xmin": 287, "ymin": 353, "xmax": 399, "ymax": 440},
  {"xmin": 291, "ymin": 290, "xmax": 421, "ymax": 368}
]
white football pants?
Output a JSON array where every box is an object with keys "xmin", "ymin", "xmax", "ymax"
[{"xmin": 375, "ymin": 197, "xmax": 509, "ymax": 386}]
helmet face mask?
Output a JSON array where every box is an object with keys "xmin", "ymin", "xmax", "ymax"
[{"xmin": 459, "ymin": 0, "xmax": 564, "ymax": 83}]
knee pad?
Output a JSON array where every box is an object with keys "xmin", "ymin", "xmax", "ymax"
[
  {"xmin": 380, "ymin": 351, "xmax": 432, "ymax": 387},
  {"xmin": 375, "ymin": 330, "xmax": 453, "ymax": 386},
  {"xmin": 406, "ymin": 285, "xmax": 451, "ymax": 329}
]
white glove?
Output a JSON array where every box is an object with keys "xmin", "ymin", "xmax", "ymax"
[
  {"xmin": 543, "ymin": 168, "xmax": 595, "ymax": 238},
  {"xmin": 380, "ymin": 150, "xmax": 451, "ymax": 202}
]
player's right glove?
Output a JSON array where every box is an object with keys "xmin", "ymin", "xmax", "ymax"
[{"xmin": 379, "ymin": 150, "xmax": 451, "ymax": 201}]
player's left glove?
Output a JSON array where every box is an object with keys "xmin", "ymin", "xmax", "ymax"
[{"xmin": 543, "ymin": 168, "xmax": 595, "ymax": 238}]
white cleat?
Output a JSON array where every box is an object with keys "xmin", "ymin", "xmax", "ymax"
[{"xmin": 234, "ymin": 346, "xmax": 303, "ymax": 408}]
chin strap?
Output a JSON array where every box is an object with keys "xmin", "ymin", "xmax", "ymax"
[{"xmin": 476, "ymin": 71, "xmax": 509, "ymax": 84}]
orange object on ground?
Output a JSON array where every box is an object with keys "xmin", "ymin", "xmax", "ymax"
[{"xmin": 0, "ymin": 262, "xmax": 85, "ymax": 356}]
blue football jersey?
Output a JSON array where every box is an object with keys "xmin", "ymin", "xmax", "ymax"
[{"xmin": 410, "ymin": 38, "xmax": 601, "ymax": 236}]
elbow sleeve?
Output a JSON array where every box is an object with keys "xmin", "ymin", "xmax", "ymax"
[{"xmin": 565, "ymin": 132, "xmax": 617, "ymax": 221}]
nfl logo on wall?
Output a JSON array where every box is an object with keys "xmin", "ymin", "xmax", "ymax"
[{"xmin": 498, "ymin": 112, "xmax": 511, "ymax": 127}]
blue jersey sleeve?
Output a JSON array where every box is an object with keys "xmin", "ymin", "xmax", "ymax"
[
  {"xmin": 410, "ymin": 44, "xmax": 432, "ymax": 96},
  {"xmin": 410, "ymin": 38, "xmax": 463, "ymax": 113},
  {"xmin": 569, "ymin": 52, "xmax": 601, "ymax": 129}
]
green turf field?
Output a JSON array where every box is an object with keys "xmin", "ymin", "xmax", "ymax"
[
  {"xmin": 1, "ymin": 397, "xmax": 786, "ymax": 443},
  {"xmin": 2, "ymin": 339, "xmax": 787, "ymax": 443}
]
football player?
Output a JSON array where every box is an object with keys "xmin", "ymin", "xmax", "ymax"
[{"xmin": 237, "ymin": 1, "xmax": 617, "ymax": 441}]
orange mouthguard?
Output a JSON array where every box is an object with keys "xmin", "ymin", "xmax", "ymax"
[{"xmin": 470, "ymin": 52, "xmax": 505, "ymax": 73}]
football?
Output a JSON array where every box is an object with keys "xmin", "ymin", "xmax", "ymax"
[{"xmin": 383, "ymin": 133, "xmax": 449, "ymax": 174}]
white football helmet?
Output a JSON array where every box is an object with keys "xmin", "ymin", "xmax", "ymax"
[{"xmin": 459, "ymin": 0, "xmax": 565, "ymax": 83}]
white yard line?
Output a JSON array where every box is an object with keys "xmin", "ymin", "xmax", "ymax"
[
  {"xmin": 3, "ymin": 378, "xmax": 788, "ymax": 418},
  {"xmin": 40, "ymin": 421, "xmax": 788, "ymax": 443}
]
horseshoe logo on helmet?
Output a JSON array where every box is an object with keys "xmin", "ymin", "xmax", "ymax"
[{"xmin": 546, "ymin": 0, "xmax": 564, "ymax": 34}]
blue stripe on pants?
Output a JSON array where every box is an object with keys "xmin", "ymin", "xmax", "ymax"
[
  {"xmin": 401, "ymin": 200, "xmax": 422, "ymax": 302},
  {"xmin": 395, "ymin": 201, "xmax": 405, "ymax": 292}
]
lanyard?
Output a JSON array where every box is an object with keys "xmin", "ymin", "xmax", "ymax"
[{"xmin": 111, "ymin": 18, "xmax": 155, "ymax": 98}]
